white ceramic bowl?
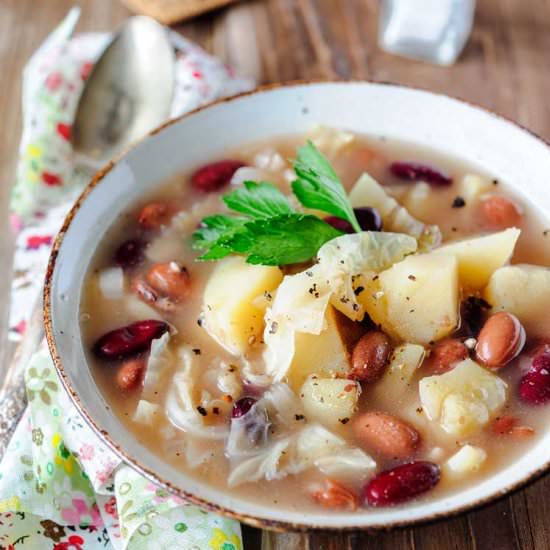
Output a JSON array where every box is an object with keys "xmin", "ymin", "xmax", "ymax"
[{"xmin": 45, "ymin": 81, "xmax": 550, "ymax": 531}]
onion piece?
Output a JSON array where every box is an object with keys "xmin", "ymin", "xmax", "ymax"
[{"xmin": 98, "ymin": 267, "xmax": 125, "ymax": 299}]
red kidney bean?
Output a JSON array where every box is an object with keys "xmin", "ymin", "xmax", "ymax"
[
  {"xmin": 519, "ymin": 347, "xmax": 550, "ymax": 405},
  {"xmin": 325, "ymin": 208, "xmax": 382, "ymax": 234},
  {"xmin": 114, "ymin": 239, "xmax": 145, "ymax": 269},
  {"xmin": 325, "ymin": 216, "xmax": 354, "ymax": 233},
  {"xmin": 231, "ymin": 397, "xmax": 256, "ymax": 418},
  {"xmin": 390, "ymin": 162, "xmax": 452, "ymax": 186},
  {"xmin": 363, "ymin": 461, "xmax": 440, "ymax": 507},
  {"xmin": 94, "ymin": 320, "xmax": 168, "ymax": 360},
  {"xmin": 191, "ymin": 160, "xmax": 245, "ymax": 192},
  {"xmin": 355, "ymin": 207, "xmax": 382, "ymax": 231},
  {"xmin": 519, "ymin": 369, "xmax": 550, "ymax": 405}
]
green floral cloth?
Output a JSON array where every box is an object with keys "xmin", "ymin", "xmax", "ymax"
[
  {"xmin": 0, "ymin": 348, "xmax": 242, "ymax": 550},
  {"xmin": 1, "ymin": 8, "xmax": 253, "ymax": 548}
]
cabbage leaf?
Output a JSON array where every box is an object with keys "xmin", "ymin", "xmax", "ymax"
[{"xmin": 263, "ymin": 232, "xmax": 417, "ymax": 381}]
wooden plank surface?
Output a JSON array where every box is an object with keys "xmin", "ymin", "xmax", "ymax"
[{"xmin": 2, "ymin": 0, "xmax": 550, "ymax": 548}]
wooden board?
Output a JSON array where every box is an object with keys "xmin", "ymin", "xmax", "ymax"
[
  {"xmin": 2, "ymin": 0, "xmax": 550, "ymax": 548},
  {"xmin": 119, "ymin": 0, "xmax": 238, "ymax": 25}
]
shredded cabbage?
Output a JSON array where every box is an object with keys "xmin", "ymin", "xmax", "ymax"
[
  {"xmin": 263, "ymin": 232, "xmax": 417, "ymax": 380},
  {"xmin": 315, "ymin": 448, "xmax": 376, "ymax": 482},
  {"xmin": 350, "ymin": 173, "xmax": 442, "ymax": 251},
  {"xmin": 225, "ymin": 383, "xmax": 374, "ymax": 486},
  {"xmin": 228, "ymin": 437, "xmax": 291, "ymax": 486},
  {"xmin": 132, "ymin": 400, "xmax": 161, "ymax": 426},
  {"xmin": 216, "ymin": 362, "xmax": 243, "ymax": 397},
  {"xmin": 226, "ymin": 402, "xmax": 271, "ymax": 458},
  {"xmin": 261, "ymin": 383, "xmax": 303, "ymax": 427},
  {"xmin": 226, "ymin": 383, "xmax": 298, "ymax": 458},
  {"xmin": 142, "ymin": 332, "xmax": 173, "ymax": 401},
  {"xmin": 165, "ymin": 347, "xmax": 229, "ymax": 440},
  {"xmin": 228, "ymin": 422, "xmax": 373, "ymax": 487},
  {"xmin": 317, "ymin": 231, "xmax": 418, "ymax": 320}
]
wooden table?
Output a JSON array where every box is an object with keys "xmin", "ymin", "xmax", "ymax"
[{"xmin": 2, "ymin": 0, "xmax": 550, "ymax": 548}]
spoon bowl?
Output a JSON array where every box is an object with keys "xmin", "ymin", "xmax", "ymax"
[{"xmin": 73, "ymin": 16, "xmax": 174, "ymax": 163}]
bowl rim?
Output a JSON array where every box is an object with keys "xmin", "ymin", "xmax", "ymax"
[{"xmin": 44, "ymin": 79, "xmax": 550, "ymax": 532}]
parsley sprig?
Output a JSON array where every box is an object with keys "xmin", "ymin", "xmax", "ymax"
[
  {"xmin": 292, "ymin": 142, "xmax": 361, "ymax": 232},
  {"xmin": 192, "ymin": 142, "xmax": 358, "ymax": 265}
]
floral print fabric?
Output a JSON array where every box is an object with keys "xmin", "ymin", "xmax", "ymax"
[
  {"xmin": 0, "ymin": 349, "xmax": 243, "ymax": 550},
  {"xmin": 8, "ymin": 8, "xmax": 253, "ymax": 342},
  {"xmin": 1, "ymin": 7, "xmax": 253, "ymax": 550}
]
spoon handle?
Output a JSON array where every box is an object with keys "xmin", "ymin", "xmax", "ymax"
[{"xmin": 0, "ymin": 294, "xmax": 44, "ymax": 459}]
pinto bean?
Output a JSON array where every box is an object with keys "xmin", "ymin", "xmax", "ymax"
[
  {"xmin": 311, "ymin": 480, "xmax": 359, "ymax": 511},
  {"xmin": 131, "ymin": 278, "xmax": 177, "ymax": 312},
  {"xmin": 480, "ymin": 195, "xmax": 522, "ymax": 229},
  {"xmin": 425, "ymin": 339, "xmax": 468, "ymax": 373},
  {"xmin": 145, "ymin": 262, "xmax": 191, "ymax": 301},
  {"xmin": 353, "ymin": 411, "xmax": 421, "ymax": 460},
  {"xmin": 138, "ymin": 202, "xmax": 174, "ymax": 230},
  {"xmin": 475, "ymin": 312, "xmax": 525, "ymax": 368},
  {"xmin": 116, "ymin": 358, "xmax": 145, "ymax": 390},
  {"xmin": 350, "ymin": 331, "xmax": 392, "ymax": 383}
]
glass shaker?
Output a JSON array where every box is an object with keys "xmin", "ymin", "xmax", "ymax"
[{"xmin": 378, "ymin": 0, "xmax": 476, "ymax": 66}]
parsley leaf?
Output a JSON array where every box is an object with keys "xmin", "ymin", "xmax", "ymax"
[
  {"xmin": 223, "ymin": 214, "xmax": 342, "ymax": 265},
  {"xmin": 223, "ymin": 181, "xmax": 294, "ymax": 218},
  {"xmin": 292, "ymin": 141, "xmax": 361, "ymax": 232},
  {"xmin": 191, "ymin": 141, "xmax": 357, "ymax": 265},
  {"xmin": 192, "ymin": 215, "xmax": 248, "ymax": 260}
]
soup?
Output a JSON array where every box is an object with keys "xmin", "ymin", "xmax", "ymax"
[{"xmin": 81, "ymin": 127, "xmax": 550, "ymax": 512}]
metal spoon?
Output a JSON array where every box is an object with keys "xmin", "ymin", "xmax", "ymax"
[
  {"xmin": 0, "ymin": 16, "xmax": 175, "ymax": 458},
  {"xmin": 73, "ymin": 15, "xmax": 175, "ymax": 166}
]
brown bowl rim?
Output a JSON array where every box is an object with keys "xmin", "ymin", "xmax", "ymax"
[{"xmin": 44, "ymin": 79, "xmax": 550, "ymax": 533}]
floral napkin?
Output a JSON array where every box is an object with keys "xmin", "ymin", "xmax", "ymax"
[{"xmin": 0, "ymin": 8, "xmax": 253, "ymax": 549}]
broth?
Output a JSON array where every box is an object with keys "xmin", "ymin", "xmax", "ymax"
[{"xmin": 81, "ymin": 128, "xmax": 550, "ymax": 512}]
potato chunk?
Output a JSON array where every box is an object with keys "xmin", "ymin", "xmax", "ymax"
[
  {"xmin": 434, "ymin": 228, "xmax": 520, "ymax": 290},
  {"xmin": 349, "ymin": 173, "xmax": 441, "ymax": 251},
  {"xmin": 373, "ymin": 343, "xmax": 425, "ymax": 402},
  {"xmin": 484, "ymin": 264, "xmax": 550, "ymax": 339},
  {"xmin": 287, "ymin": 306, "xmax": 351, "ymax": 390},
  {"xmin": 443, "ymin": 445, "xmax": 487, "ymax": 478},
  {"xmin": 300, "ymin": 376, "xmax": 360, "ymax": 429},
  {"xmin": 361, "ymin": 253, "xmax": 459, "ymax": 345},
  {"xmin": 457, "ymin": 174, "xmax": 492, "ymax": 203},
  {"xmin": 419, "ymin": 359, "xmax": 507, "ymax": 437},
  {"xmin": 203, "ymin": 256, "xmax": 282, "ymax": 355}
]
